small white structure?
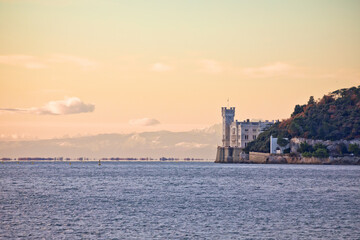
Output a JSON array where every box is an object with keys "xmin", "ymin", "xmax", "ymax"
[
  {"xmin": 270, "ymin": 135, "xmax": 289, "ymax": 154},
  {"xmin": 221, "ymin": 107, "xmax": 275, "ymax": 148}
]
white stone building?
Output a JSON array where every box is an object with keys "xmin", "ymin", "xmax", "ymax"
[
  {"xmin": 270, "ymin": 135, "xmax": 289, "ymax": 154},
  {"xmin": 222, "ymin": 107, "xmax": 275, "ymax": 148}
]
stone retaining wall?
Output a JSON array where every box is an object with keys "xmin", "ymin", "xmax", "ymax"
[
  {"xmin": 249, "ymin": 152, "xmax": 269, "ymax": 164},
  {"xmin": 215, "ymin": 147, "xmax": 360, "ymax": 165}
]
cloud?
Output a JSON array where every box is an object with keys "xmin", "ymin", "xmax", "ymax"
[
  {"xmin": 0, "ymin": 97, "xmax": 95, "ymax": 115},
  {"xmin": 124, "ymin": 134, "xmax": 147, "ymax": 147},
  {"xmin": 0, "ymin": 124, "xmax": 221, "ymax": 158},
  {"xmin": 0, "ymin": 133, "xmax": 33, "ymax": 140},
  {"xmin": 150, "ymin": 62, "xmax": 173, "ymax": 72},
  {"xmin": 198, "ymin": 59, "xmax": 223, "ymax": 74},
  {"xmin": 0, "ymin": 54, "xmax": 98, "ymax": 70},
  {"xmin": 49, "ymin": 54, "xmax": 98, "ymax": 70},
  {"xmin": 241, "ymin": 62, "xmax": 294, "ymax": 78},
  {"xmin": 129, "ymin": 118, "xmax": 160, "ymax": 126},
  {"xmin": 0, "ymin": 55, "xmax": 47, "ymax": 69},
  {"xmin": 175, "ymin": 142, "xmax": 209, "ymax": 149}
]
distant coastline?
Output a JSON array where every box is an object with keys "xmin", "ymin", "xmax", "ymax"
[{"xmin": 1, "ymin": 157, "xmax": 213, "ymax": 162}]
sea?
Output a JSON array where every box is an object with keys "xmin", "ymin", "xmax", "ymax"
[{"xmin": 0, "ymin": 161, "xmax": 359, "ymax": 239}]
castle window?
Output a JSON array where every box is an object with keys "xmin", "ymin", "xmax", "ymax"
[
  {"xmin": 253, "ymin": 135, "xmax": 256, "ymax": 140},
  {"xmin": 245, "ymin": 129, "xmax": 249, "ymax": 132},
  {"xmin": 245, "ymin": 142, "xmax": 247, "ymax": 147},
  {"xmin": 245, "ymin": 135, "xmax": 248, "ymax": 140},
  {"xmin": 253, "ymin": 129, "xmax": 257, "ymax": 132}
]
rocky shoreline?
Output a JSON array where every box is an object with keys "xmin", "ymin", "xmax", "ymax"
[
  {"xmin": 265, "ymin": 154, "xmax": 360, "ymax": 165},
  {"xmin": 215, "ymin": 147, "xmax": 360, "ymax": 165}
]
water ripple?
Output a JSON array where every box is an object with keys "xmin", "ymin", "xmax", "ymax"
[{"xmin": 0, "ymin": 162, "xmax": 359, "ymax": 239}]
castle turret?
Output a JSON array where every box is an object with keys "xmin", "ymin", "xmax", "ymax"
[{"xmin": 222, "ymin": 107, "xmax": 235, "ymax": 147}]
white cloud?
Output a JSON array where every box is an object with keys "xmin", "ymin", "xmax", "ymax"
[
  {"xmin": 241, "ymin": 62, "xmax": 294, "ymax": 78},
  {"xmin": 150, "ymin": 62, "xmax": 173, "ymax": 72},
  {"xmin": 57, "ymin": 141, "xmax": 74, "ymax": 147},
  {"xmin": 175, "ymin": 141, "xmax": 209, "ymax": 149},
  {"xmin": 0, "ymin": 55, "xmax": 47, "ymax": 69},
  {"xmin": 49, "ymin": 54, "xmax": 98, "ymax": 70},
  {"xmin": 0, "ymin": 54, "xmax": 98, "ymax": 70},
  {"xmin": 0, "ymin": 133, "xmax": 33, "ymax": 140},
  {"xmin": 0, "ymin": 97, "xmax": 95, "ymax": 115},
  {"xmin": 198, "ymin": 59, "xmax": 223, "ymax": 74},
  {"xmin": 129, "ymin": 118, "xmax": 160, "ymax": 126}
]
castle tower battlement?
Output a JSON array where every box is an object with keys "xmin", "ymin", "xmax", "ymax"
[{"xmin": 222, "ymin": 107, "xmax": 235, "ymax": 147}]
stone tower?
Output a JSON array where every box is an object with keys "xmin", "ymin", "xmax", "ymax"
[{"xmin": 222, "ymin": 107, "xmax": 235, "ymax": 147}]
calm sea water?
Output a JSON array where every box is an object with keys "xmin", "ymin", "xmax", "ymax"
[{"xmin": 0, "ymin": 162, "xmax": 359, "ymax": 239}]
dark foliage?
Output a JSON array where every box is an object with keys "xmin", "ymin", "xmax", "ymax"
[
  {"xmin": 285, "ymin": 86, "xmax": 360, "ymax": 140},
  {"xmin": 298, "ymin": 142, "xmax": 313, "ymax": 153},
  {"xmin": 245, "ymin": 86, "xmax": 360, "ymax": 152},
  {"xmin": 291, "ymin": 104, "xmax": 305, "ymax": 117},
  {"xmin": 277, "ymin": 137, "xmax": 289, "ymax": 147},
  {"xmin": 299, "ymin": 143, "xmax": 329, "ymax": 158},
  {"xmin": 283, "ymin": 148, "xmax": 291, "ymax": 154},
  {"xmin": 244, "ymin": 123, "xmax": 290, "ymax": 153},
  {"xmin": 348, "ymin": 144, "xmax": 360, "ymax": 156},
  {"xmin": 308, "ymin": 96, "xmax": 315, "ymax": 105},
  {"xmin": 335, "ymin": 143, "xmax": 348, "ymax": 155}
]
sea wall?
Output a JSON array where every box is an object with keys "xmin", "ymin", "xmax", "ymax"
[
  {"xmin": 215, "ymin": 146, "xmax": 248, "ymax": 163},
  {"xmin": 249, "ymin": 152, "xmax": 270, "ymax": 164},
  {"xmin": 215, "ymin": 147, "xmax": 360, "ymax": 164},
  {"xmin": 266, "ymin": 154, "xmax": 360, "ymax": 165},
  {"xmin": 215, "ymin": 148, "xmax": 271, "ymax": 164}
]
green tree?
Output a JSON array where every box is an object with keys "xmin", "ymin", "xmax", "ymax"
[
  {"xmin": 277, "ymin": 137, "xmax": 289, "ymax": 147},
  {"xmin": 302, "ymin": 152, "xmax": 312, "ymax": 158},
  {"xmin": 312, "ymin": 148, "xmax": 329, "ymax": 158},
  {"xmin": 299, "ymin": 142, "xmax": 313, "ymax": 153},
  {"xmin": 348, "ymin": 144, "xmax": 360, "ymax": 156},
  {"xmin": 289, "ymin": 121, "xmax": 303, "ymax": 136},
  {"xmin": 313, "ymin": 143, "xmax": 327, "ymax": 151},
  {"xmin": 243, "ymin": 86, "xmax": 360, "ymax": 152},
  {"xmin": 308, "ymin": 96, "xmax": 315, "ymax": 105},
  {"xmin": 292, "ymin": 104, "xmax": 303, "ymax": 116},
  {"xmin": 283, "ymin": 148, "xmax": 291, "ymax": 154},
  {"xmin": 336, "ymin": 143, "xmax": 348, "ymax": 155}
]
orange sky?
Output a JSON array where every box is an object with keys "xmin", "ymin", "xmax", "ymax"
[{"xmin": 0, "ymin": 0, "xmax": 359, "ymax": 140}]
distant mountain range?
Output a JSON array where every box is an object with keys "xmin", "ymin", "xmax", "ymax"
[{"xmin": 0, "ymin": 124, "xmax": 222, "ymax": 159}]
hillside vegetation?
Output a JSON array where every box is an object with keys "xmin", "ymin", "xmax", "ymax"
[{"xmin": 245, "ymin": 86, "xmax": 360, "ymax": 153}]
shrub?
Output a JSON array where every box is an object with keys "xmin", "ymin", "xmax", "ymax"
[
  {"xmin": 336, "ymin": 143, "xmax": 348, "ymax": 155},
  {"xmin": 314, "ymin": 143, "xmax": 327, "ymax": 151},
  {"xmin": 302, "ymin": 152, "xmax": 312, "ymax": 158},
  {"xmin": 277, "ymin": 137, "xmax": 289, "ymax": 147},
  {"xmin": 348, "ymin": 144, "xmax": 360, "ymax": 156},
  {"xmin": 299, "ymin": 142, "xmax": 313, "ymax": 153},
  {"xmin": 283, "ymin": 148, "xmax": 291, "ymax": 154},
  {"xmin": 289, "ymin": 152, "xmax": 298, "ymax": 157},
  {"xmin": 312, "ymin": 148, "xmax": 329, "ymax": 158}
]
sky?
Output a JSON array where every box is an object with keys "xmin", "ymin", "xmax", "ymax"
[{"xmin": 0, "ymin": 0, "xmax": 359, "ymax": 141}]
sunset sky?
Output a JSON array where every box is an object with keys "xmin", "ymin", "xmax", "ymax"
[{"xmin": 0, "ymin": 0, "xmax": 359, "ymax": 140}]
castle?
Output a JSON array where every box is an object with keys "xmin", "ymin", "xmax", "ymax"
[
  {"xmin": 222, "ymin": 107, "xmax": 275, "ymax": 148},
  {"xmin": 216, "ymin": 107, "xmax": 275, "ymax": 163}
]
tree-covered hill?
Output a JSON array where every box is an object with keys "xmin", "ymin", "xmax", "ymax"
[{"xmin": 245, "ymin": 86, "xmax": 360, "ymax": 153}]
